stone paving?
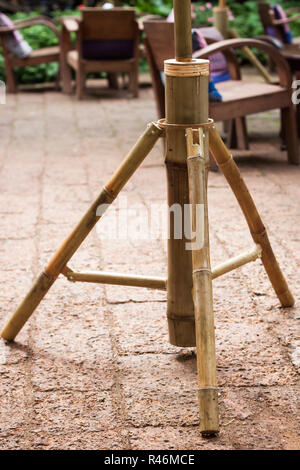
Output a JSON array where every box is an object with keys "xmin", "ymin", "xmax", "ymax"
[{"xmin": 0, "ymin": 77, "xmax": 299, "ymax": 450}]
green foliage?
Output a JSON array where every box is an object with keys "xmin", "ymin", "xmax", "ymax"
[
  {"xmin": 227, "ymin": 0, "xmax": 300, "ymax": 39},
  {"xmin": 118, "ymin": 0, "xmax": 172, "ymax": 17},
  {"xmin": 1, "ymin": 1, "xmax": 300, "ymax": 84}
]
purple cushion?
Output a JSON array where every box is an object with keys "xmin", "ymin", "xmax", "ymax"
[{"xmin": 82, "ymin": 40, "xmax": 134, "ymax": 60}]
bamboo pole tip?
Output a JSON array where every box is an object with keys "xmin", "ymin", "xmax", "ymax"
[
  {"xmin": 198, "ymin": 387, "xmax": 220, "ymax": 436},
  {"xmin": 167, "ymin": 317, "xmax": 196, "ymax": 347},
  {"xmin": 0, "ymin": 327, "xmax": 15, "ymax": 342},
  {"xmin": 279, "ymin": 290, "xmax": 295, "ymax": 308}
]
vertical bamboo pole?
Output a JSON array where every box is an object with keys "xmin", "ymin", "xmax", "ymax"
[
  {"xmin": 186, "ymin": 128, "xmax": 219, "ymax": 435},
  {"xmin": 213, "ymin": 2, "xmax": 229, "ymax": 39},
  {"xmin": 1, "ymin": 123, "xmax": 163, "ymax": 341},
  {"xmin": 213, "ymin": 1, "xmax": 273, "ymax": 83},
  {"xmin": 165, "ymin": 0, "xmax": 210, "ymax": 347},
  {"xmin": 209, "ymin": 126, "xmax": 294, "ymax": 307},
  {"xmin": 174, "ymin": 0, "xmax": 193, "ymax": 61}
]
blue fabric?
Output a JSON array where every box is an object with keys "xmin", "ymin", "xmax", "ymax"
[
  {"xmin": 209, "ymin": 81, "xmax": 222, "ymax": 102},
  {"xmin": 211, "ymin": 72, "xmax": 230, "ymax": 84},
  {"xmin": 267, "ymin": 26, "xmax": 276, "ymax": 38}
]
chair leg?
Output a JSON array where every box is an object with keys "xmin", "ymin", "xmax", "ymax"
[
  {"xmin": 295, "ymin": 70, "xmax": 300, "ymax": 137},
  {"xmin": 129, "ymin": 63, "xmax": 139, "ymax": 98},
  {"xmin": 236, "ymin": 117, "xmax": 249, "ymax": 150},
  {"xmin": 5, "ymin": 64, "xmax": 17, "ymax": 94},
  {"xmin": 61, "ymin": 62, "xmax": 73, "ymax": 94},
  {"xmin": 223, "ymin": 120, "xmax": 230, "ymax": 135},
  {"xmin": 227, "ymin": 118, "xmax": 249, "ymax": 150},
  {"xmin": 107, "ymin": 73, "xmax": 119, "ymax": 90},
  {"xmin": 76, "ymin": 68, "xmax": 85, "ymax": 100},
  {"xmin": 281, "ymin": 106, "xmax": 299, "ymax": 165},
  {"xmin": 296, "ymin": 102, "xmax": 300, "ymax": 138},
  {"xmin": 226, "ymin": 120, "xmax": 237, "ymax": 149},
  {"xmin": 55, "ymin": 62, "xmax": 61, "ymax": 91},
  {"xmin": 279, "ymin": 109, "xmax": 287, "ymax": 151}
]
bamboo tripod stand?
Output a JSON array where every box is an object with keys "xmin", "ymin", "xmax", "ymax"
[{"xmin": 1, "ymin": 0, "xmax": 294, "ymax": 436}]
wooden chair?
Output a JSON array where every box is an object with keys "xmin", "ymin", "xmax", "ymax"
[
  {"xmin": 258, "ymin": 2, "xmax": 300, "ymax": 134},
  {"xmin": 0, "ymin": 15, "xmax": 61, "ymax": 93},
  {"xmin": 144, "ymin": 20, "xmax": 299, "ymax": 165},
  {"xmin": 258, "ymin": 2, "xmax": 300, "ymax": 46},
  {"xmin": 61, "ymin": 7, "xmax": 139, "ymax": 100},
  {"xmin": 258, "ymin": 2, "xmax": 300, "ymax": 73}
]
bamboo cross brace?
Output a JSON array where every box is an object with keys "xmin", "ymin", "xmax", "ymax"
[
  {"xmin": 63, "ymin": 268, "xmax": 167, "ymax": 291},
  {"xmin": 62, "ymin": 244, "xmax": 262, "ymax": 290}
]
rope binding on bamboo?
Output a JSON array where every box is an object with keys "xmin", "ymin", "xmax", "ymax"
[
  {"xmin": 154, "ymin": 118, "xmax": 215, "ymax": 131},
  {"xmin": 165, "ymin": 58, "xmax": 209, "ymax": 77}
]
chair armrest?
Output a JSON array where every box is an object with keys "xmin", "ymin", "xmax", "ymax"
[
  {"xmin": 255, "ymin": 35, "xmax": 284, "ymax": 50},
  {"xmin": 61, "ymin": 17, "xmax": 80, "ymax": 33},
  {"xmin": 273, "ymin": 13, "xmax": 300, "ymax": 25},
  {"xmin": 193, "ymin": 38, "xmax": 292, "ymax": 87},
  {"xmin": 285, "ymin": 7, "xmax": 300, "ymax": 15},
  {"xmin": 0, "ymin": 16, "xmax": 60, "ymax": 38},
  {"xmin": 194, "ymin": 35, "xmax": 241, "ymax": 80},
  {"xmin": 137, "ymin": 15, "xmax": 163, "ymax": 31},
  {"xmin": 0, "ymin": 25, "xmax": 15, "ymax": 33}
]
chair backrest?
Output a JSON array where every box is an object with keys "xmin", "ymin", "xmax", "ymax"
[
  {"xmin": 80, "ymin": 7, "xmax": 138, "ymax": 61},
  {"xmin": 81, "ymin": 7, "xmax": 137, "ymax": 41},
  {"xmin": 258, "ymin": 2, "xmax": 274, "ymax": 31},
  {"xmin": 144, "ymin": 20, "xmax": 174, "ymax": 72}
]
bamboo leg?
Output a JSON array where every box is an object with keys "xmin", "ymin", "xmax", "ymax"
[
  {"xmin": 186, "ymin": 128, "xmax": 219, "ymax": 436},
  {"xmin": 1, "ymin": 123, "xmax": 163, "ymax": 341},
  {"xmin": 209, "ymin": 126, "xmax": 295, "ymax": 307}
]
